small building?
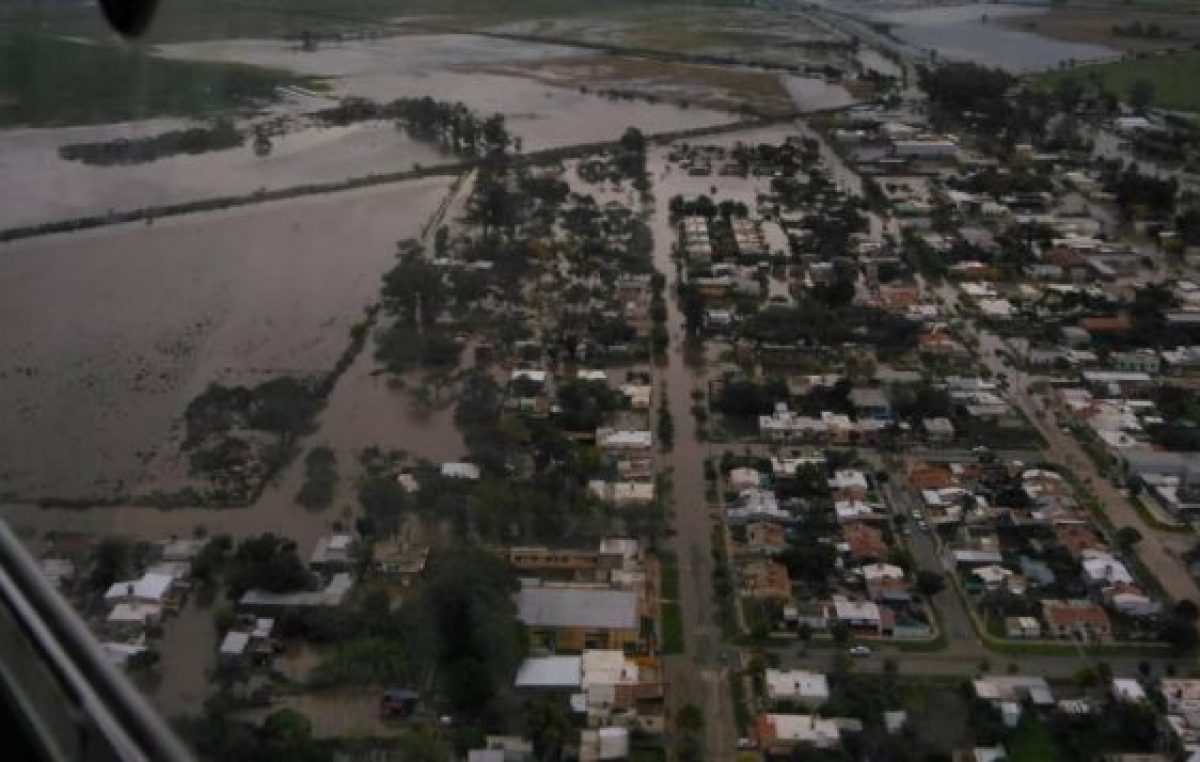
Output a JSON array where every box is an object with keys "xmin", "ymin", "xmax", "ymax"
[
  {"xmin": 370, "ymin": 539, "xmax": 429, "ymax": 586},
  {"xmin": 1005, "ymin": 616, "xmax": 1042, "ymax": 639},
  {"xmin": 310, "ymin": 534, "xmax": 355, "ymax": 570},
  {"xmin": 441, "ymin": 461, "xmax": 482, "ymax": 480},
  {"xmin": 923, "ymin": 417, "xmax": 955, "ymax": 442},
  {"xmin": 1041, "ymin": 599, "xmax": 1112, "ymax": 638},
  {"xmin": 104, "ymin": 572, "xmax": 176, "ymax": 607},
  {"xmin": 764, "ymin": 669, "xmax": 829, "ymax": 709},
  {"xmin": 1112, "ymin": 678, "xmax": 1148, "ymax": 704}
]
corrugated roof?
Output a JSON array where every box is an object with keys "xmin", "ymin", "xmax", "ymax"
[{"xmin": 516, "ymin": 585, "xmax": 638, "ymax": 630}]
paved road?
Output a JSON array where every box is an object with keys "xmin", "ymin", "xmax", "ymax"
[{"xmin": 976, "ymin": 326, "xmax": 1200, "ymax": 605}]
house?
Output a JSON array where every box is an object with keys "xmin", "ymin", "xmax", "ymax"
[
  {"xmin": 973, "ymin": 676, "xmax": 1054, "ymax": 726},
  {"xmin": 923, "ymin": 417, "xmax": 955, "ymax": 442},
  {"xmin": 764, "ymin": 669, "xmax": 829, "ymax": 709},
  {"xmin": 588, "ymin": 480, "xmax": 656, "ymax": 505},
  {"xmin": 843, "ymin": 523, "xmax": 887, "ymax": 561},
  {"xmin": 756, "ymin": 713, "xmax": 843, "ymax": 752},
  {"xmin": 831, "ymin": 597, "xmax": 882, "ymax": 634},
  {"xmin": 971, "ymin": 564, "xmax": 1013, "ymax": 591},
  {"xmin": 441, "ymin": 461, "xmax": 482, "ymax": 480},
  {"xmin": 310, "ymin": 534, "xmax": 355, "ymax": 570},
  {"xmin": 579, "ymin": 727, "xmax": 628, "ymax": 762},
  {"xmin": 1041, "ymin": 599, "xmax": 1112, "ymax": 638},
  {"xmin": 596, "ymin": 428, "xmax": 653, "ymax": 451},
  {"xmin": 104, "ymin": 572, "xmax": 176, "ymax": 607},
  {"xmin": 1005, "ymin": 616, "xmax": 1042, "ymax": 638},
  {"xmin": 728, "ymin": 467, "xmax": 763, "ymax": 491},
  {"xmin": 1054, "ymin": 523, "xmax": 1107, "ymax": 558},
  {"xmin": 1081, "ymin": 550, "xmax": 1135, "ymax": 587},
  {"xmin": 742, "ymin": 560, "xmax": 792, "ymax": 600},
  {"xmin": 1106, "ymin": 583, "xmax": 1162, "ymax": 617},
  {"xmin": 744, "ymin": 522, "xmax": 787, "ymax": 555},
  {"xmin": 728, "ymin": 488, "xmax": 789, "ymax": 522},
  {"xmin": 370, "ymin": 539, "xmax": 429, "ymax": 586},
  {"xmin": 829, "ymin": 469, "xmax": 870, "ymax": 498},
  {"xmin": 106, "ymin": 602, "xmax": 163, "ymax": 629},
  {"xmin": 620, "ymin": 383, "xmax": 652, "ymax": 411},
  {"xmin": 849, "ymin": 387, "xmax": 891, "ymax": 421},
  {"xmin": 515, "ymin": 582, "xmax": 641, "ymax": 652},
  {"xmin": 860, "ymin": 563, "xmax": 907, "ymax": 601},
  {"xmin": 239, "ymin": 572, "xmax": 353, "ymax": 611},
  {"xmin": 579, "ymin": 649, "xmax": 663, "ymax": 720},
  {"xmin": 1112, "ymin": 678, "xmax": 1148, "ymax": 704}
]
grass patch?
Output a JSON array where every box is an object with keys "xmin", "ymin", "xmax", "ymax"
[
  {"xmin": 894, "ymin": 633, "xmax": 948, "ymax": 653},
  {"xmin": 296, "ymin": 446, "xmax": 338, "ymax": 511},
  {"xmin": 660, "ymin": 602, "xmax": 685, "ymax": 654},
  {"xmin": 0, "ymin": 29, "xmax": 315, "ymax": 127},
  {"xmin": 659, "ymin": 550, "xmax": 680, "ymax": 601},
  {"xmin": 1009, "ymin": 710, "xmax": 1059, "ymax": 762},
  {"xmin": 1034, "ymin": 50, "xmax": 1200, "ymax": 112}
]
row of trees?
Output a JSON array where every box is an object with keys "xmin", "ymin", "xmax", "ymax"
[{"xmin": 313, "ymin": 96, "xmax": 510, "ymax": 155}]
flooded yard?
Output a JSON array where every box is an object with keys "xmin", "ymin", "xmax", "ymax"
[{"xmin": 0, "ymin": 175, "xmax": 452, "ymax": 499}]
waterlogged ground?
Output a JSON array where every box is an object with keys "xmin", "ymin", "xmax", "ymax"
[
  {"xmin": 0, "ymin": 175, "xmax": 453, "ymax": 499},
  {"xmin": 156, "ymin": 34, "xmax": 737, "ymax": 148},
  {"xmin": 868, "ymin": 2, "xmax": 1117, "ymax": 72}
]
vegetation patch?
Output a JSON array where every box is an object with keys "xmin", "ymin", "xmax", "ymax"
[
  {"xmin": 296, "ymin": 446, "xmax": 338, "ymax": 511},
  {"xmin": 660, "ymin": 602, "xmax": 685, "ymax": 654},
  {"xmin": 1034, "ymin": 51, "xmax": 1200, "ymax": 113},
  {"xmin": 58, "ymin": 121, "xmax": 244, "ymax": 165}
]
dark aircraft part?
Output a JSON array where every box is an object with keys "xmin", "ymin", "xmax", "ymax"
[{"xmin": 98, "ymin": 0, "xmax": 160, "ymax": 38}]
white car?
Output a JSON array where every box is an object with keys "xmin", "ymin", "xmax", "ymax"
[{"xmin": 848, "ymin": 645, "xmax": 871, "ymax": 657}]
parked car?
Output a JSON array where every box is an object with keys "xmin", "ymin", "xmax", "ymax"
[{"xmin": 848, "ymin": 645, "xmax": 871, "ymax": 657}]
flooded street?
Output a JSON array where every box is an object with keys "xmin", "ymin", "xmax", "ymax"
[{"xmin": 0, "ymin": 175, "xmax": 452, "ymax": 499}]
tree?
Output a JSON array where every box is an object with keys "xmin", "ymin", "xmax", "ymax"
[
  {"xmin": 1115, "ymin": 526, "xmax": 1143, "ymax": 551},
  {"xmin": 225, "ymin": 534, "xmax": 313, "ymax": 599},
  {"xmin": 1176, "ymin": 599, "xmax": 1199, "ymax": 622},
  {"xmin": 916, "ymin": 570, "xmax": 945, "ymax": 597},
  {"xmin": 1161, "ymin": 613, "xmax": 1199, "ymax": 653},
  {"xmin": 658, "ymin": 398, "xmax": 675, "ymax": 451}
]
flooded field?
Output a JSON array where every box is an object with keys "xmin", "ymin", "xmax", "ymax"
[
  {"xmin": 871, "ymin": 3, "xmax": 1117, "ymax": 72},
  {"xmin": 0, "ymin": 117, "xmax": 449, "ymax": 230},
  {"xmin": 157, "ymin": 34, "xmax": 736, "ymax": 149},
  {"xmin": 0, "ymin": 175, "xmax": 453, "ymax": 499}
]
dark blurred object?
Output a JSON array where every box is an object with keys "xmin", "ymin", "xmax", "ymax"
[{"xmin": 98, "ymin": 0, "xmax": 160, "ymax": 38}]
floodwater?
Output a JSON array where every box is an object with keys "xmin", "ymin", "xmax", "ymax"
[
  {"xmin": 781, "ymin": 75, "xmax": 857, "ymax": 112},
  {"xmin": 156, "ymin": 35, "xmax": 736, "ymax": 150},
  {"xmin": 872, "ymin": 3, "xmax": 1117, "ymax": 73},
  {"xmin": 0, "ymin": 117, "xmax": 447, "ymax": 230},
  {"xmin": 0, "ymin": 175, "xmax": 453, "ymax": 499}
]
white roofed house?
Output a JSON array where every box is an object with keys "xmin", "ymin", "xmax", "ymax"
[
  {"xmin": 1080, "ymin": 549, "xmax": 1135, "ymax": 588},
  {"xmin": 310, "ymin": 533, "xmax": 356, "ymax": 571},
  {"xmin": 104, "ymin": 572, "xmax": 178, "ymax": 608},
  {"xmin": 764, "ymin": 669, "xmax": 829, "ymax": 709},
  {"xmin": 442, "ymin": 461, "xmax": 482, "ymax": 480}
]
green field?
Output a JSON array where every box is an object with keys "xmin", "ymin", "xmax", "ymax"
[
  {"xmin": 0, "ymin": 29, "xmax": 318, "ymax": 127},
  {"xmin": 1035, "ymin": 50, "xmax": 1200, "ymax": 112}
]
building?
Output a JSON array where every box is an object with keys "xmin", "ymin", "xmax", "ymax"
[
  {"xmin": 104, "ymin": 572, "xmax": 177, "ymax": 607},
  {"xmin": 744, "ymin": 522, "xmax": 787, "ymax": 555},
  {"xmin": 843, "ymin": 523, "xmax": 887, "ymax": 561},
  {"xmin": 310, "ymin": 534, "xmax": 356, "ymax": 570},
  {"xmin": 579, "ymin": 727, "xmax": 629, "ymax": 762},
  {"xmin": 239, "ymin": 572, "xmax": 353, "ymax": 611},
  {"xmin": 755, "ymin": 713, "xmax": 843, "ymax": 753},
  {"xmin": 923, "ymin": 417, "xmax": 955, "ymax": 442},
  {"xmin": 515, "ymin": 582, "xmax": 641, "ymax": 652},
  {"xmin": 1005, "ymin": 616, "xmax": 1042, "ymax": 638},
  {"xmin": 370, "ymin": 539, "xmax": 429, "ymax": 586},
  {"xmin": 831, "ymin": 597, "xmax": 882, "ymax": 634},
  {"xmin": 1041, "ymin": 599, "xmax": 1112, "ymax": 638},
  {"xmin": 742, "ymin": 560, "xmax": 792, "ymax": 600},
  {"xmin": 764, "ymin": 669, "xmax": 829, "ymax": 709}
]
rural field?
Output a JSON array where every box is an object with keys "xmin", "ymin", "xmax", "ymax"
[{"xmin": 1035, "ymin": 50, "xmax": 1200, "ymax": 112}]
